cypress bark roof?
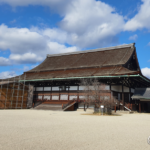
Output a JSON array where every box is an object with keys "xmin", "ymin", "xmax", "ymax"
[{"xmin": 27, "ymin": 43, "xmax": 136, "ymax": 72}]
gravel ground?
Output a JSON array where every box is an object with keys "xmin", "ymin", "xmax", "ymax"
[{"xmin": 0, "ymin": 110, "xmax": 150, "ymax": 150}]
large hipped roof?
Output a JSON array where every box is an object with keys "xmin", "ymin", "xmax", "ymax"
[{"xmin": 27, "ymin": 43, "xmax": 135, "ymax": 72}]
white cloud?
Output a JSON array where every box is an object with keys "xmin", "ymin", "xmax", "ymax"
[
  {"xmin": 0, "ymin": 24, "xmax": 79, "ymax": 65},
  {"xmin": 0, "ymin": 0, "xmax": 73, "ymax": 14},
  {"xmin": 0, "ymin": 57, "xmax": 11, "ymax": 66},
  {"xmin": 1, "ymin": 0, "xmax": 150, "ymax": 68},
  {"xmin": 0, "ymin": 71, "xmax": 16, "ymax": 79},
  {"xmin": 0, "ymin": 0, "xmax": 125, "ymax": 48},
  {"xmin": 124, "ymin": 0, "xmax": 150, "ymax": 31},
  {"xmin": 59, "ymin": 0, "xmax": 125, "ymax": 48},
  {"xmin": 33, "ymin": 0, "xmax": 125, "ymax": 48},
  {"xmin": 129, "ymin": 34, "xmax": 138, "ymax": 41},
  {"xmin": 141, "ymin": 67, "xmax": 150, "ymax": 79}
]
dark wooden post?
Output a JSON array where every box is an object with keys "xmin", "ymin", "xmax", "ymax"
[
  {"xmin": 139, "ymin": 101, "xmax": 141, "ymax": 113},
  {"xmin": 77, "ymin": 85, "xmax": 79, "ymax": 100},
  {"xmin": 129, "ymin": 88, "xmax": 131, "ymax": 103},
  {"xmin": 122, "ymin": 85, "xmax": 124, "ymax": 110},
  {"xmin": 68, "ymin": 86, "xmax": 69, "ymax": 101}
]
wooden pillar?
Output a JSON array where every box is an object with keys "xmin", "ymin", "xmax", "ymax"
[
  {"xmin": 59, "ymin": 86, "xmax": 60, "ymax": 101},
  {"xmin": 68, "ymin": 87, "xmax": 69, "ymax": 101},
  {"xmin": 50, "ymin": 86, "xmax": 52, "ymax": 101},
  {"xmin": 122, "ymin": 84, "xmax": 124, "ymax": 110},
  {"xmin": 114, "ymin": 105, "xmax": 116, "ymax": 113},
  {"xmin": 139, "ymin": 101, "xmax": 141, "ymax": 113},
  {"xmin": 142, "ymin": 103, "xmax": 144, "ymax": 112},
  {"xmin": 77, "ymin": 85, "xmax": 79, "ymax": 100},
  {"xmin": 129, "ymin": 88, "xmax": 131, "ymax": 103},
  {"xmin": 110, "ymin": 84, "xmax": 112, "ymax": 99}
]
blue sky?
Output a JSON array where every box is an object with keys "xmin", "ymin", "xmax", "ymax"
[{"xmin": 0, "ymin": 0, "xmax": 150, "ymax": 79}]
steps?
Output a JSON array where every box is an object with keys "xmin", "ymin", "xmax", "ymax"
[
  {"xmin": 112, "ymin": 110, "xmax": 135, "ymax": 114},
  {"xmin": 63, "ymin": 101, "xmax": 76, "ymax": 111},
  {"xmin": 120, "ymin": 103, "xmax": 131, "ymax": 111},
  {"xmin": 33, "ymin": 104, "xmax": 63, "ymax": 111}
]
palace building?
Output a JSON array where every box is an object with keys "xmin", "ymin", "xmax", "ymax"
[{"xmin": 0, "ymin": 43, "xmax": 150, "ymax": 112}]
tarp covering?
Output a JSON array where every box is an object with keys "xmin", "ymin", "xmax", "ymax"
[{"xmin": 131, "ymin": 88, "xmax": 150, "ymax": 100}]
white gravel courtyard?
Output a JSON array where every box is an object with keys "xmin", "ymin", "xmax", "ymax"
[{"xmin": 0, "ymin": 110, "xmax": 150, "ymax": 150}]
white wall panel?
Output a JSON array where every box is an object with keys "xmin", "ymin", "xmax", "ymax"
[
  {"xmin": 79, "ymin": 96, "xmax": 85, "ymax": 99},
  {"xmin": 52, "ymin": 87, "xmax": 59, "ymax": 91},
  {"xmin": 123, "ymin": 86, "xmax": 129, "ymax": 92},
  {"xmin": 52, "ymin": 95, "xmax": 59, "ymax": 100},
  {"xmin": 79, "ymin": 85, "xmax": 110, "ymax": 90},
  {"xmin": 111, "ymin": 85, "xmax": 122, "ymax": 92},
  {"xmin": 60, "ymin": 95, "xmax": 68, "ymax": 100},
  {"xmin": 69, "ymin": 86, "xmax": 78, "ymax": 91},
  {"xmin": 44, "ymin": 87, "xmax": 51, "ymax": 91},
  {"xmin": 69, "ymin": 95, "xmax": 77, "ymax": 100},
  {"xmin": 44, "ymin": 95, "xmax": 51, "ymax": 100},
  {"xmin": 36, "ymin": 87, "xmax": 43, "ymax": 91},
  {"xmin": 111, "ymin": 85, "xmax": 129, "ymax": 92},
  {"xmin": 105, "ymin": 85, "xmax": 110, "ymax": 90},
  {"xmin": 38, "ymin": 95, "xmax": 42, "ymax": 100},
  {"xmin": 79, "ymin": 86, "xmax": 86, "ymax": 90}
]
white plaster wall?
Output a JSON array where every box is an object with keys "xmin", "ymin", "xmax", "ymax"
[
  {"xmin": 79, "ymin": 85, "xmax": 109, "ymax": 90},
  {"xmin": 38, "ymin": 95, "xmax": 42, "ymax": 99},
  {"xmin": 44, "ymin": 87, "xmax": 51, "ymax": 91},
  {"xmin": 69, "ymin": 95, "xmax": 77, "ymax": 100},
  {"xmin": 111, "ymin": 85, "xmax": 122, "ymax": 92},
  {"xmin": 79, "ymin": 86, "xmax": 86, "ymax": 90},
  {"xmin": 52, "ymin": 95, "xmax": 59, "ymax": 100},
  {"xmin": 105, "ymin": 85, "xmax": 110, "ymax": 90},
  {"xmin": 123, "ymin": 86, "xmax": 129, "ymax": 92},
  {"xmin": 79, "ymin": 96, "xmax": 85, "ymax": 99},
  {"xmin": 60, "ymin": 95, "xmax": 68, "ymax": 100},
  {"xmin": 44, "ymin": 95, "xmax": 51, "ymax": 100},
  {"xmin": 69, "ymin": 86, "xmax": 78, "ymax": 91},
  {"xmin": 52, "ymin": 87, "xmax": 59, "ymax": 91},
  {"xmin": 36, "ymin": 87, "xmax": 43, "ymax": 91}
]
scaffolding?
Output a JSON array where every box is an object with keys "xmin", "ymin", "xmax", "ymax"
[{"xmin": 0, "ymin": 74, "xmax": 33, "ymax": 109}]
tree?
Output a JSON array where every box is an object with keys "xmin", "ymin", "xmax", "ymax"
[{"xmin": 80, "ymin": 79, "xmax": 119, "ymax": 114}]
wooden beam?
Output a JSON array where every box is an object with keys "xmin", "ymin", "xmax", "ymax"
[{"xmin": 139, "ymin": 101, "xmax": 141, "ymax": 113}]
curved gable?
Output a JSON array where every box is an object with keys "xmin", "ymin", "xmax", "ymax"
[{"xmin": 27, "ymin": 43, "xmax": 135, "ymax": 72}]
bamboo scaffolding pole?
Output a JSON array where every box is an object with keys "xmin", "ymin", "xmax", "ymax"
[
  {"xmin": 11, "ymin": 77, "xmax": 15, "ymax": 108},
  {"xmin": 16, "ymin": 76, "xmax": 20, "ymax": 108},
  {"xmin": 5, "ymin": 78, "xmax": 9, "ymax": 109},
  {"xmin": 21, "ymin": 74, "xmax": 26, "ymax": 109},
  {"xmin": 0, "ymin": 79, "xmax": 3, "ymax": 107},
  {"xmin": 27, "ymin": 82, "xmax": 30, "ymax": 108}
]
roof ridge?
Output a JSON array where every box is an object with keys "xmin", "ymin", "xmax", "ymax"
[{"xmin": 47, "ymin": 43, "xmax": 135, "ymax": 58}]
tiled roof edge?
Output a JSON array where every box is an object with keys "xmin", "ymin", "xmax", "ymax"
[{"xmin": 47, "ymin": 43, "xmax": 135, "ymax": 58}]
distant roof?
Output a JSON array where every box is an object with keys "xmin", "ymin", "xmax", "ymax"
[
  {"xmin": 132, "ymin": 88, "xmax": 150, "ymax": 99},
  {"xmin": 27, "ymin": 43, "xmax": 136, "ymax": 72}
]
